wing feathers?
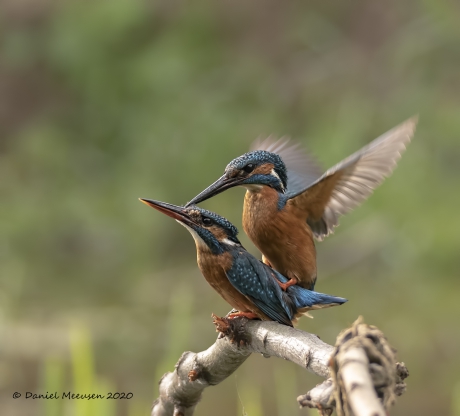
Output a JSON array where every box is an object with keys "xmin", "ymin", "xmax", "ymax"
[
  {"xmin": 251, "ymin": 136, "xmax": 323, "ymax": 195},
  {"xmin": 290, "ymin": 117, "xmax": 417, "ymax": 240},
  {"xmin": 225, "ymin": 251, "xmax": 294, "ymax": 326}
]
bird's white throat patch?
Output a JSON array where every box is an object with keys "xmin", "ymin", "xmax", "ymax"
[
  {"xmin": 270, "ymin": 168, "xmax": 285, "ymax": 191},
  {"xmin": 243, "ymin": 184, "xmax": 263, "ymax": 192},
  {"xmin": 177, "ymin": 221, "xmax": 236, "ymax": 250},
  {"xmin": 176, "ymin": 221, "xmax": 209, "ymax": 250}
]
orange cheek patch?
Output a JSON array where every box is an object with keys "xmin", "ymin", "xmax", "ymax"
[
  {"xmin": 253, "ymin": 163, "xmax": 274, "ymax": 175},
  {"xmin": 209, "ymin": 226, "xmax": 227, "ymax": 241}
]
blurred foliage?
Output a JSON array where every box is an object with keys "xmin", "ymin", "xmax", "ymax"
[
  {"xmin": 0, "ymin": 0, "xmax": 459, "ymax": 415},
  {"xmin": 453, "ymin": 382, "xmax": 460, "ymax": 416},
  {"xmin": 39, "ymin": 325, "xmax": 144, "ymax": 416},
  {"xmin": 43, "ymin": 356, "xmax": 64, "ymax": 416}
]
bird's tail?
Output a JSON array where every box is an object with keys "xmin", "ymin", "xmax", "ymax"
[{"xmin": 287, "ymin": 285, "xmax": 347, "ymax": 311}]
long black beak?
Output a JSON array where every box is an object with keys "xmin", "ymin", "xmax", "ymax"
[
  {"xmin": 186, "ymin": 174, "xmax": 244, "ymax": 207},
  {"xmin": 139, "ymin": 199, "xmax": 194, "ymax": 226}
]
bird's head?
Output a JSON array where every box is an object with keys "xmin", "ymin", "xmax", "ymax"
[
  {"xmin": 186, "ymin": 151, "xmax": 287, "ymax": 206},
  {"xmin": 139, "ymin": 199, "xmax": 240, "ymax": 254}
]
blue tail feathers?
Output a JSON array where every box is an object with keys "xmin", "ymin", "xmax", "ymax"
[
  {"xmin": 288, "ymin": 284, "xmax": 347, "ymax": 309},
  {"xmin": 273, "ymin": 268, "xmax": 347, "ymax": 309}
]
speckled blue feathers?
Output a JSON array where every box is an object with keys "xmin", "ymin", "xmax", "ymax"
[
  {"xmin": 188, "ymin": 205, "xmax": 239, "ymax": 238},
  {"xmin": 226, "ymin": 250, "xmax": 295, "ymax": 326},
  {"xmin": 224, "ymin": 248, "xmax": 347, "ymax": 326},
  {"xmin": 227, "ymin": 150, "xmax": 288, "ymax": 190},
  {"xmin": 185, "ymin": 205, "xmax": 241, "ymax": 252}
]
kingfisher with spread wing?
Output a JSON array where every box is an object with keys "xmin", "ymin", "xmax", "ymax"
[{"xmin": 186, "ymin": 118, "xmax": 417, "ymax": 291}]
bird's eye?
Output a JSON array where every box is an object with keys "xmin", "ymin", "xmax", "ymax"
[
  {"xmin": 202, "ymin": 217, "xmax": 213, "ymax": 227},
  {"xmin": 243, "ymin": 163, "xmax": 255, "ymax": 173}
]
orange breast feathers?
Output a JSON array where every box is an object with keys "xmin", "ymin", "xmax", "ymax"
[
  {"xmin": 196, "ymin": 249, "xmax": 271, "ymax": 320},
  {"xmin": 242, "ymin": 186, "xmax": 317, "ymax": 289}
]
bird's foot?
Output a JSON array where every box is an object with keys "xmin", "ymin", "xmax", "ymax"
[
  {"xmin": 227, "ymin": 311, "xmax": 259, "ymax": 320},
  {"xmin": 211, "ymin": 313, "xmax": 254, "ymax": 346},
  {"xmin": 276, "ymin": 277, "xmax": 298, "ymax": 291},
  {"xmin": 225, "ymin": 308, "xmax": 239, "ymax": 317}
]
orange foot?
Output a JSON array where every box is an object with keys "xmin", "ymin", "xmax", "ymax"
[
  {"xmin": 275, "ymin": 277, "xmax": 297, "ymax": 291},
  {"xmin": 227, "ymin": 311, "xmax": 259, "ymax": 320}
]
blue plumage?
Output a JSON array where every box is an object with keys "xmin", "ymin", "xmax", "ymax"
[
  {"xmin": 226, "ymin": 247, "xmax": 347, "ymax": 327},
  {"xmin": 185, "ymin": 120, "xmax": 416, "ymax": 294},
  {"xmin": 226, "ymin": 250, "xmax": 294, "ymax": 326},
  {"xmin": 188, "ymin": 205, "xmax": 239, "ymax": 237},
  {"xmin": 141, "ymin": 198, "xmax": 347, "ymax": 327},
  {"xmin": 227, "ymin": 150, "xmax": 288, "ymax": 188}
]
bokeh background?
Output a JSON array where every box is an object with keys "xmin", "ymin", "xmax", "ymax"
[{"xmin": 1, "ymin": 0, "xmax": 460, "ymax": 415}]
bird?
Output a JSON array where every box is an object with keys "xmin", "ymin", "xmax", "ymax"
[
  {"xmin": 186, "ymin": 118, "xmax": 417, "ymax": 291},
  {"xmin": 139, "ymin": 198, "xmax": 347, "ymax": 327}
]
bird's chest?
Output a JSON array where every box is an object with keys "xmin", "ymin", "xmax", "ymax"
[
  {"xmin": 242, "ymin": 188, "xmax": 317, "ymax": 286},
  {"xmin": 196, "ymin": 251, "xmax": 254, "ymax": 313},
  {"xmin": 243, "ymin": 188, "xmax": 294, "ymax": 247},
  {"xmin": 243, "ymin": 187, "xmax": 280, "ymax": 239}
]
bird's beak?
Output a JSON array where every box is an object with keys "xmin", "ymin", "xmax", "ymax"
[
  {"xmin": 139, "ymin": 199, "xmax": 195, "ymax": 226},
  {"xmin": 186, "ymin": 174, "xmax": 244, "ymax": 206}
]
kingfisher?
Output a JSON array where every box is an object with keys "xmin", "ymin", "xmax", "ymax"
[
  {"xmin": 140, "ymin": 199, "xmax": 347, "ymax": 326},
  {"xmin": 186, "ymin": 118, "xmax": 417, "ymax": 291}
]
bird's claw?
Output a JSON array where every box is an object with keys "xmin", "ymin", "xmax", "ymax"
[
  {"xmin": 211, "ymin": 313, "xmax": 251, "ymax": 346},
  {"xmin": 276, "ymin": 277, "xmax": 298, "ymax": 291}
]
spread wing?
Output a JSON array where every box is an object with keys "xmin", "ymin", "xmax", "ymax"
[
  {"xmin": 225, "ymin": 250, "xmax": 294, "ymax": 326},
  {"xmin": 251, "ymin": 136, "xmax": 323, "ymax": 195},
  {"xmin": 287, "ymin": 117, "xmax": 417, "ymax": 241}
]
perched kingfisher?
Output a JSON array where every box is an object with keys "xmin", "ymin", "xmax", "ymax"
[
  {"xmin": 140, "ymin": 199, "xmax": 347, "ymax": 326},
  {"xmin": 186, "ymin": 118, "xmax": 417, "ymax": 291}
]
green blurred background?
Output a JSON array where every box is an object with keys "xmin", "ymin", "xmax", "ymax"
[{"xmin": 1, "ymin": 0, "xmax": 459, "ymax": 415}]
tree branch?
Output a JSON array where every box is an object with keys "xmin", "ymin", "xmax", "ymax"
[
  {"xmin": 298, "ymin": 317, "xmax": 409, "ymax": 416},
  {"xmin": 336, "ymin": 347, "xmax": 386, "ymax": 416},
  {"xmin": 297, "ymin": 378, "xmax": 335, "ymax": 416},
  {"xmin": 152, "ymin": 316, "xmax": 408, "ymax": 416},
  {"xmin": 152, "ymin": 318, "xmax": 333, "ymax": 416}
]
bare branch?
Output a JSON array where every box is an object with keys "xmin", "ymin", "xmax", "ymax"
[
  {"xmin": 152, "ymin": 335, "xmax": 250, "ymax": 416},
  {"xmin": 297, "ymin": 378, "xmax": 335, "ymax": 416},
  {"xmin": 329, "ymin": 317, "xmax": 408, "ymax": 416},
  {"xmin": 298, "ymin": 360, "xmax": 409, "ymax": 416},
  {"xmin": 152, "ymin": 318, "xmax": 333, "ymax": 416},
  {"xmin": 337, "ymin": 347, "xmax": 386, "ymax": 416},
  {"xmin": 152, "ymin": 316, "xmax": 408, "ymax": 416}
]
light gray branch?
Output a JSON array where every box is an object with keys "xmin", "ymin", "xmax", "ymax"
[
  {"xmin": 336, "ymin": 347, "xmax": 386, "ymax": 416},
  {"xmin": 297, "ymin": 378, "xmax": 335, "ymax": 416},
  {"xmin": 152, "ymin": 319, "xmax": 334, "ymax": 416},
  {"xmin": 327, "ymin": 317, "xmax": 408, "ymax": 416},
  {"xmin": 152, "ymin": 316, "xmax": 408, "ymax": 416},
  {"xmin": 298, "ymin": 360, "xmax": 409, "ymax": 416},
  {"xmin": 152, "ymin": 334, "xmax": 251, "ymax": 416}
]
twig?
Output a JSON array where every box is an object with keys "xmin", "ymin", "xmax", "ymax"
[{"xmin": 297, "ymin": 378, "xmax": 335, "ymax": 416}]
